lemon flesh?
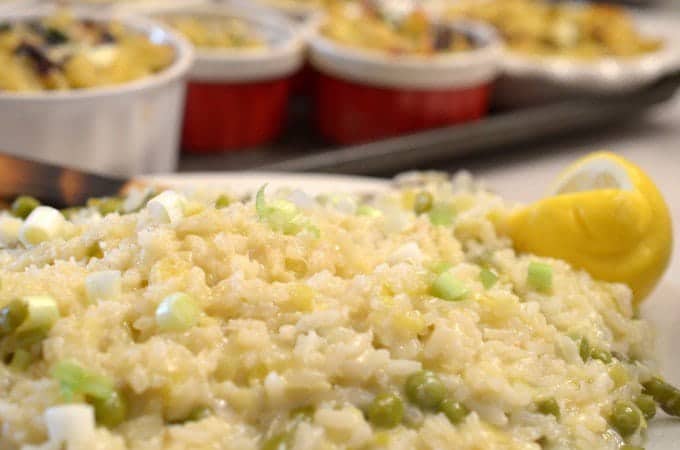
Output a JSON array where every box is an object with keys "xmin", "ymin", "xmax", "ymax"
[{"xmin": 507, "ymin": 151, "xmax": 672, "ymax": 303}]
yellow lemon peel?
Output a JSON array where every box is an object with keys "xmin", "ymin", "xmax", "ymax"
[{"xmin": 506, "ymin": 151, "xmax": 672, "ymax": 303}]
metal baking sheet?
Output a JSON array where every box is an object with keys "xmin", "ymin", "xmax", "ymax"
[{"xmin": 179, "ymin": 71, "xmax": 680, "ymax": 176}]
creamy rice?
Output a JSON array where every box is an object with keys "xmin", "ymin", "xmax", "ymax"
[{"xmin": 0, "ymin": 174, "xmax": 659, "ymax": 450}]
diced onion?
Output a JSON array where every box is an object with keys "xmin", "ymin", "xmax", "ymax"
[
  {"xmin": 85, "ymin": 271, "xmax": 122, "ymax": 303},
  {"xmin": 155, "ymin": 292, "xmax": 200, "ymax": 332},
  {"xmin": 147, "ymin": 190, "xmax": 186, "ymax": 224},
  {"xmin": 44, "ymin": 404, "xmax": 96, "ymax": 448},
  {"xmin": 16, "ymin": 295, "xmax": 59, "ymax": 333},
  {"xmin": 0, "ymin": 216, "xmax": 22, "ymax": 247},
  {"xmin": 431, "ymin": 272, "xmax": 469, "ymax": 302},
  {"xmin": 19, "ymin": 206, "xmax": 66, "ymax": 247},
  {"xmin": 389, "ymin": 242, "xmax": 424, "ymax": 265}
]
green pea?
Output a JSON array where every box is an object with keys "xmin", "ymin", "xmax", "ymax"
[
  {"xmin": 609, "ymin": 400, "xmax": 641, "ymax": 438},
  {"xmin": 9, "ymin": 349, "xmax": 32, "ymax": 371},
  {"xmin": 290, "ymin": 405, "xmax": 315, "ymax": 421},
  {"xmin": 620, "ymin": 446, "xmax": 644, "ymax": 450},
  {"xmin": 579, "ymin": 337, "xmax": 590, "ymax": 362},
  {"xmin": 642, "ymin": 377, "xmax": 680, "ymax": 417},
  {"xmin": 405, "ymin": 371, "xmax": 447, "ymax": 410},
  {"xmin": 661, "ymin": 393, "xmax": 680, "ymax": 417},
  {"xmin": 413, "ymin": 192, "xmax": 433, "ymax": 215},
  {"xmin": 262, "ymin": 433, "xmax": 288, "ymax": 450},
  {"xmin": 215, "ymin": 194, "xmax": 232, "ymax": 209},
  {"xmin": 634, "ymin": 394, "xmax": 656, "ymax": 420},
  {"xmin": 643, "ymin": 377, "xmax": 677, "ymax": 403},
  {"xmin": 91, "ymin": 390, "xmax": 127, "ymax": 428},
  {"xmin": 15, "ymin": 329, "xmax": 47, "ymax": 348},
  {"xmin": 536, "ymin": 397, "xmax": 560, "ymax": 419},
  {"xmin": 86, "ymin": 242, "xmax": 104, "ymax": 259},
  {"xmin": 0, "ymin": 300, "xmax": 28, "ymax": 336},
  {"xmin": 591, "ymin": 348, "xmax": 613, "ymax": 364},
  {"xmin": 440, "ymin": 398, "xmax": 469, "ymax": 425},
  {"xmin": 367, "ymin": 392, "xmax": 404, "ymax": 428},
  {"xmin": 11, "ymin": 196, "xmax": 40, "ymax": 219},
  {"xmin": 186, "ymin": 406, "xmax": 211, "ymax": 422}
]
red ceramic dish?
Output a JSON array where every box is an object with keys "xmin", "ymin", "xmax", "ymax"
[
  {"xmin": 182, "ymin": 79, "xmax": 292, "ymax": 152},
  {"xmin": 309, "ymin": 21, "xmax": 501, "ymax": 144},
  {"xmin": 316, "ymin": 73, "xmax": 491, "ymax": 144},
  {"xmin": 159, "ymin": 4, "xmax": 304, "ymax": 153}
]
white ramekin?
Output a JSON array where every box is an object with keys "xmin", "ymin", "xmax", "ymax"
[
  {"xmin": 308, "ymin": 20, "xmax": 501, "ymax": 144},
  {"xmin": 136, "ymin": 2, "xmax": 304, "ymax": 152},
  {"xmin": 493, "ymin": 8, "xmax": 680, "ymax": 107},
  {"xmin": 0, "ymin": 5, "xmax": 194, "ymax": 177}
]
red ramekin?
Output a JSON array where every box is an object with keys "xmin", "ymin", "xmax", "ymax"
[
  {"xmin": 308, "ymin": 21, "xmax": 501, "ymax": 144},
  {"xmin": 164, "ymin": 4, "xmax": 305, "ymax": 153}
]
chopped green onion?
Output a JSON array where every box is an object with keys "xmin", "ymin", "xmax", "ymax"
[
  {"xmin": 80, "ymin": 373, "xmax": 115, "ymax": 401},
  {"xmin": 256, "ymin": 185, "xmax": 317, "ymax": 236},
  {"xmin": 88, "ymin": 197, "xmax": 123, "ymax": 216},
  {"xmin": 0, "ymin": 300, "xmax": 28, "ymax": 336},
  {"xmin": 147, "ymin": 190, "xmax": 186, "ymax": 224},
  {"xmin": 479, "ymin": 268, "xmax": 498, "ymax": 289},
  {"xmin": 431, "ymin": 261, "xmax": 453, "ymax": 274},
  {"xmin": 155, "ymin": 293, "xmax": 200, "ymax": 332},
  {"xmin": 11, "ymin": 196, "xmax": 40, "ymax": 219},
  {"xmin": 431, "ymin": 272, "xmax": 469, "ymax": 302},
  {"xmin": 0, "ymin": 216, "xmax": 22, "ymax": 247},
  {"xmin": 19, "ymin": 206, "xmax": 67, "ymax": 247},
  {"xmin": 527, "ymin": 262, "xmax": 553, "ymax": 293},
  {"xmin": 16, "ymin": 295, "xmax": 59, "ymax": 334},
  {"xmin": 215, "ymin": 194, "xmax": 231, "ymax": 209},
  {"xmin": 428, "ymin": 204, "xmax": 456, "ymax": 226},
  {"xmin": 440, "ymin": 398, "xmax": 469, "ymax": 425},
  {"xmin": 357, "ymin": 205, "xmax": 382, "ymax": 217},
  {"xmin": 579, "ymin": 337, "xmax": 590, "ymax": 362},
  {"xmin": 52, "ymin": 360, "xmax": 88, "ymax": 401},
  {"xmin": 50, "ymin": 361, "xmax": 126, "ymax": 428},
  {"xmin": 85, "ymin": 271, "xmax": 122, "ymax": 303}
]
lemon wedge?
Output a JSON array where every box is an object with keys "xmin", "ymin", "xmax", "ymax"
[{"xmin": 506, "ymin": 151, "xmax": 672, "ymax": 303}]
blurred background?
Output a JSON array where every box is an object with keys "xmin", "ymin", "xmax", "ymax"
[{"xmin": 0, "ymin": 0, "xmax": 678, "ymax": 179}]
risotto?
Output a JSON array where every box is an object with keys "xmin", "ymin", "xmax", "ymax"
[{"xmin": 0, "ymin": 174, "xmax": 675, "ymax": 450}]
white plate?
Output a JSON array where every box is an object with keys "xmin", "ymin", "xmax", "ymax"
[{"xmin": 147, "ymin": 171, "xmax": 680, "ymax": 449}]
